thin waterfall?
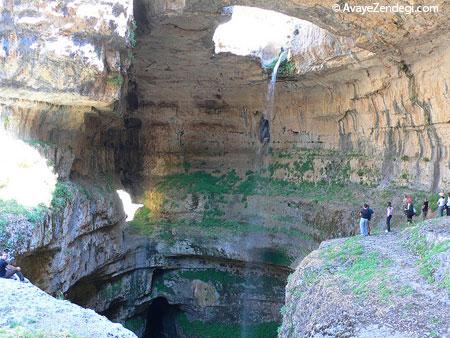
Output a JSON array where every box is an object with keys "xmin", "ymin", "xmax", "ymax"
[
  {"xmin": 266, "ymin": 49, "xmax": 288, "ymax": 123},
  {"xmin": 258, "ymin": 49, "xmax": 289, "ymax": 158},
  {"xmin": 240, "ymin": 49, "xmax": 290, "ymax": 338}
]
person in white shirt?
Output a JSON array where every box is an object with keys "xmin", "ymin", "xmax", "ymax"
[
  {"xmin": 447, "ymin": 193, "xmax": 450, "ymax": 216},
  {"xmin": 437, "ymin": 193, "xmax": 446, "ymax": 217},
  {"xmin": 386, "ymin": 202, "xmax": 393, "ymax": 232}
]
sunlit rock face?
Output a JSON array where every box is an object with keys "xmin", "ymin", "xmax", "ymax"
[{"xmin": 0, "ymin": 0, "xmax": 134, "ymax": 109}]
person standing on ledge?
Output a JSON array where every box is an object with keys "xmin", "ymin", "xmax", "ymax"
[
  {"xmin": 437, "ymin": 193, "xmax": 446, "ymax": 217},
  {"xmin": 421, "ymin": 199, "xmax": 429, "ymax": 220},
  {"xmin": 359, "ymin": 203, "xmax": 374, "ymax": 236},
  {"xmin": 445, "ymin": 192, "xmax": 450, "ymax": 216},
  {"xmin": 385, "ymin": 202, "xmax": 393, "ymax": 233},
  {"xmin": 404, "ymin": 196, "xmax": 415, "ymax": 223}
]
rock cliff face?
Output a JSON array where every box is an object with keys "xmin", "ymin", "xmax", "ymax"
[
  {"xmin": 1, "ymin": 0, "xmax": 450, "ymax": 337},
  {"xmin": 130, "ymin": 0, "xmax": 450, "ymax": 192},
  {"xmin": 279, "ymin": 219, "xmax": 450, "ymax": 338},
  {"xmin": 0, "ymin": 0, "xmax": 134, "ymax": 109}
]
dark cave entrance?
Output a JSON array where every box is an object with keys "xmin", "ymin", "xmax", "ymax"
[{"xmin": 143, "ymin": 297, "xmax": 181, "ymax": 338}]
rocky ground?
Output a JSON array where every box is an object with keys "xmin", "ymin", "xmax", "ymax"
[
  {"xmin": 279, "ymin": 218, "xmax": 450, "ymax": 338},
  {"xmin": 0, "ymin": 279, "xmax": 136, "ymax": 338}
]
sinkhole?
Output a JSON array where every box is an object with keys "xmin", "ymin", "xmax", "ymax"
[
  {"xmin": 143, "ymin": 297, "xmax": 181, "ymax": 338},
  {"xmin": 213, "ymin": 6, "xmax": 356, "ymax": 73}
]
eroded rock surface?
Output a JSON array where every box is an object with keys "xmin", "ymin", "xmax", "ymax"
[
  {"xmin": 0, "ymin": 278, "xmax": 136, "ymax": 338},
  {"xmin": 0, "ymin": 0, "xmax": 134, "ymax": 109},
  {"xmin": 279, "ymin": 219, "xmax": 450, "ymax": 338}
]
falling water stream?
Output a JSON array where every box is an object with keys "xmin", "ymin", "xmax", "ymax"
[
  {"xmin": 240, "ymin": 49, "xmax": 289, "ymax": 337},
  {"xmin": 266, "ymin": 49, "xmax": 288, "ymax": 123}
]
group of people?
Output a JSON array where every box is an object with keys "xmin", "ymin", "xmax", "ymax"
[
  {"xmin": 0, "ymin": 250, "xmax": 25, "ymax": 282},
  {"xmin": 437, "ymin": 192, "xmax": 450, "ymax": 217},
  {"xmin": 359, "ymin": 192, "xmax": 450, "ymax": 236}
]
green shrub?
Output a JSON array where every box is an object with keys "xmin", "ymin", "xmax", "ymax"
[
  {"xmin": 265, "ymin": 58, "xmax": 297, "ymax": 77},
  {"xmin": 51, "ymin": 181, "xmax": 74, "ymax": 212},
  {"xmin": 106, "ymin": 73, "xmax": 124, "ymax": 87},
  {"xmin": 0, "ymin": 199, "xmax": 47, "ymax": 228},
  {"xmin": 401, "ymin": 155, "xmax": 410, "ymax": 161}
]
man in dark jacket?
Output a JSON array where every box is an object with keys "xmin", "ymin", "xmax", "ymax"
[{"xmin": 359, "ymin": 203, "xmax": 374, "ymax": 236}]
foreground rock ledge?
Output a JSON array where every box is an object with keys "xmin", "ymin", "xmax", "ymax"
[
  {"xmin": 0, "ymin": 279, "xmax": 136, "ymax": 338},
  {"xmin": 279, "ymin": 219, "xmax": 449, "ymax": 338}
]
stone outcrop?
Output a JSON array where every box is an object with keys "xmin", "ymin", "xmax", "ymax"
[
  {"xmin": 0, "ymin": 278, "xmax": 136, "ymax": 338},
  {"xmin": 0, "ymin": 0, "xmax": 134, "ymax": 109},
  {"xmin": 279, "ymin": 219, "xmax": 450, "ymax": 338}
]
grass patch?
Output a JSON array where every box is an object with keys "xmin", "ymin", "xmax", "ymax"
[
  {"xmin": 178, "ymin": 269, "xmax": 244, "ymax": 286},
  {"xmin": 287, "ymin": 268, "xmax": 321, "ymax": 302},
  {"xmin": 106, "ymin": 73, "xmax": 124, "ymax": 87},
  {"xmin": 0, "ymin": 199, "xmax": 47, "ymax": 251},
  {"xmin": 23, "ymin": 139, "xmax": 54, "ymax": 148},
  {"xmin": 177, "ymin": 313, "xmax": 278, "ymax": 338},
  {"xmin": 152, "ymin": 277, "xmax": 175, "ymax": 296},
  {"xmin": 401, "ymin": 155, "xmax": 410, "ymax": 161},
  {"xmin": 127, "ymin": 19, "xmax": 137, "ymax": 48},
  {"xmin": 267, "ymin": 161, "xmax": 289, "ymax": 177},
  {"xmin": 0, "ymin": 326, "xmax": 80, "ymax": 338},
  {"xmin": 398, "ymin": 285, "xmax": 415, "ymax": 296},
  {"xmin": 405, "ymin": 226, "xmax": 450, "ymax": 289},
  {"xmin": 343, "ymin": 252, "xmax": 393, "ymax": 295},
  {"xmin": 322, "ymin": 237, "xmax": 394, "ymax": 297}
]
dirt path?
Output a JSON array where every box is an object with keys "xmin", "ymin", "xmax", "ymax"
[{"xmin": 358, "ymin": 220, "xmax": 449, "ymax": 337}]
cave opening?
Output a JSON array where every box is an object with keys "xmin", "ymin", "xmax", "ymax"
[
  {"xmin": 213, "ymin": 5, "xmax": 300, "ymax": 67},
  {"xmin": 143, "ymin": 297, "xmax": 181, "ymax": 338}
]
